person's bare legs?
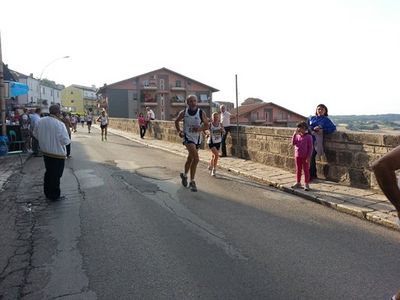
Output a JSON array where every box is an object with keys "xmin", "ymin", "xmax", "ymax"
[
  {"xmin": 211, "ymin": 147, "xmax": 219, "ymax": 168},
  {"xmin": 372, "ymin": 145, "xmax": 400, "ymax": 219},
  {"xmin": 185, "ymin": 143, "xmax": 199, "ymax": 181}
]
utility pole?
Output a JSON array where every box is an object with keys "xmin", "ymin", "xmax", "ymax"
[
  {"xmin": 0, "ymin": 33, "xmax": 5, "ymax": 136},
  {"xmin": 235, "ymin": 74, "xmax": 239, "ymax": 157}
]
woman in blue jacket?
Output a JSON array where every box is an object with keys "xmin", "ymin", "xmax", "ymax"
[{"xmin": 308, "ymin": 104, "xmax": 336, "ymax": 179}]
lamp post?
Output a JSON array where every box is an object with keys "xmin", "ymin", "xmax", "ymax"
[{"xmin": 38, "ymin": 55, "xmax": 69, "ymax": 110}]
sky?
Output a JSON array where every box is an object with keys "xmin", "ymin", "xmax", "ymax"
[{"xmin": 1, "ymin": 0, "xmax": 400, "ymax": 116}]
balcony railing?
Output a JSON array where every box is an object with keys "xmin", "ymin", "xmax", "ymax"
[
  {"xmin": 142, "ymin": 84, "xmax": 157, "ymax": 90},
  {"xmin": 170, "ymin": 86, "xmax": 185, "ymax": 91}
]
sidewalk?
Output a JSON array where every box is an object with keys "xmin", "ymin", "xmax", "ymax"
[{"xmin": 103, "ymin": 125, "xmax": 399, "ymax": 231}]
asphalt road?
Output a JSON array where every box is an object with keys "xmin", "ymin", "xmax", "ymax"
[{"xmin": 2, "ymin": 128, "xmax": 400, "ymax": 299}]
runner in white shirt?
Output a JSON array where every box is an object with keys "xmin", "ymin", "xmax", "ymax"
[
  {"xmin": 206, "ymin": 112, "xmax": 225, "ymax": 176},
  {"xmin": 174, "ymin": 95, "xmax": 208, "ymax": 192},
  {"xmin": 97, "ymin": 110, "xmax": 109, "ymax": 141},
  {"xmin": 86, "ymin": 112, "xmax": 93, "ymax": 133}
]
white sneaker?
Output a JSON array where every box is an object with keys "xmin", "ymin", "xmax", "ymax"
[
  {"xmin": 304, "ymin": 184, "xmax": 310, "ymax": 191},
  {"xmin": 291, "ymin": 182, "xmax": 301, "ymax": 189},
  {"xmin": 211, "ymin": 169, "xmax": 216, "ymax": 176}
]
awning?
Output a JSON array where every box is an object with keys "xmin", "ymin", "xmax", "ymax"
[{"xmin": 9, "ymin": 81, "xmax": 29, "ymax": 97}]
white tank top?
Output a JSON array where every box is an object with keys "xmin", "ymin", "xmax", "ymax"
[
  {"xmin": 183, "ymin": 108, "xmax": 202, "ymax": 144},
  {"xmin": 99, "ymin": 115, "xmax": 108, "ymax": 125},
  {"xmin": 207, "ymin": 122, "xmax": 222, "ymax": 144}
]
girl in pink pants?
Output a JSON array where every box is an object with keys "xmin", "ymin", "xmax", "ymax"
[{"xmin": 291, "ymin": 121, "xmax": 313, "ymax": 191}]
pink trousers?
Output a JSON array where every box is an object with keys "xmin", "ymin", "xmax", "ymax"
[{"xmin": 295, "ymin": 157, "xmax": 310, "ymax": 183}]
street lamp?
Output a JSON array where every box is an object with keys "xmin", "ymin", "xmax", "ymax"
[{"xmin": 38, "ymin": 55, "xmax": 69, "ymax": 110}]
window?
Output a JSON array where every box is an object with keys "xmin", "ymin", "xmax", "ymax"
[
  {"xmin": 71, "ymin": 99, "xmax": 74, "ymax": 103},
  {"xmin": 199, "ymin": 94, "xmax": 208, "ymax": 102},
  {"xmin": 70, "ymin": 91, "xmax": 73, "ymax": 95},
  {"xmin": 160, "ymin": 79, "xmax": 165, "ymax": 90},
  {"xmin": 176, "ymin": 80, "xmax": 181, "ymax": 87},
  {"xmin": 143, "ymin": 80, "xmax": 149, "ymax": 87},
  {"xmin": 42, "ymin": 87, "xmax": 45, "ymax": 95}
]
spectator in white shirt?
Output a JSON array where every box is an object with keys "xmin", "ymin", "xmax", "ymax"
[
  {"xmin": 146, "ymin": 106, "xmax": 155, "ymax": 121},
  {"xmin": 220, "ymin": 105, "xmax": 231, "ymax": 157},
  {"xmin": 33, "ymin": 105, "xmax": 70, "ymax": 201},
  {"xmin": 146, "ymin": 106, "xmax": 156, "ymax": 135}
]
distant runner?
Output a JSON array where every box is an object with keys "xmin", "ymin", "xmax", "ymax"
[{"xmin": 97, "ymin": 110, "xmax": 109, "ymax": 141}]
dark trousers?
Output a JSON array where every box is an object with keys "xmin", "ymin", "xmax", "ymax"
[
  {"xmin": 32, "ymin": 136, "xmax": 39, "ymax": 154},
  {"xmin": 66, "ymin": 144, "xmax": 71, "ymax": 157},
  {"xmin": 140, "ymin": 125, "xmax": 146, "ymax": 138},
  {"xmin": 221, "ymin": 126, "xmax": 231, "ymax": 156},
  {"xmin": 309, "ymin": 149, "xmax": 317, "ymax": 178},
  {"xmin": 43, "ymin": 155, "xmax": 65, "ymax": 200}
]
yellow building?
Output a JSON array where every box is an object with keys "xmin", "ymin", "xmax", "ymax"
[{"xmin": 61, "ymin": 84, "xmax": 99, "ymax": 115}]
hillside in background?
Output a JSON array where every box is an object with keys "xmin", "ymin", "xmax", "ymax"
[{"xmin": 330, "ymin": 114, "xmax": 400, "ymax": 132}]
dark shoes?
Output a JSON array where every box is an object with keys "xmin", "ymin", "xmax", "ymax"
[
  {"xmin": 180, "ymin": 173, "xmax": 188, "ymax": 187},
  {"xmin": 180, "ymin": 174, "xmax": 198, "ymax": 191},
  {"xmin": 189, "ymin": 181, "xmax": 197, "ymax": 192}
]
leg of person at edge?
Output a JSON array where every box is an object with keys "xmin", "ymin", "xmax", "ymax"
[
  {"xmin": 371, "ymin": 145, "xmax": 400, "ymax": 300},
  {"xmin": 372, "ymin": 145, "xmax": 400, "ymax": 225}
]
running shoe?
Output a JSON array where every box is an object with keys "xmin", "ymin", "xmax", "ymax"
[
  {"xmin": 304, "ymin": 184, "xmax": 310, "ymax": 191},
  {"xmin": 189, "ymin": 181, "xmax": 197, "ymax": 192},
  {"xmin": 180, "ymin": 173, "xmax": 188, "ymax": 187},
  {"xmin": 291, "ymin": 182, "xmax": 302, "ymax": 189},
  {"xmin": 211, "ymin": 169, "xmax": 216, "ymax": 176}
]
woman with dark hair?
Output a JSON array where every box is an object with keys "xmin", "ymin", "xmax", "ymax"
[{"xmin": 308, "ymin": 104, "xmax": 336, "ymax": 180}]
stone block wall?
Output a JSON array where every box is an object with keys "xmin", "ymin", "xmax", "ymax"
[{"xmin": 109, "ymin": 118, "xmax": 399, "ymax": 190}]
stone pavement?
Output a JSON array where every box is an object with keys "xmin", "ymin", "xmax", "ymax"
[
  {"xmin": 0, "ymin": 127, "xmax": 398, "ymax": 231},
  {"xmin": 102, "ymin": 125, "xmax": 400, "ymax": 231},
  {"xmin": 0, "ymin": 153, "xmax": 30, "ymax": 192}
]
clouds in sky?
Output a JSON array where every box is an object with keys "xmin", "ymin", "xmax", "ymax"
[{"xmin": 1, "ymin": 0, "xmax": 400, "ymax": 116}]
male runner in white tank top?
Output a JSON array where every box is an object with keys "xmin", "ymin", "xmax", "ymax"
[{"xmin": 174, "ymin": 95, "xmax": 208, "ymax": 192}]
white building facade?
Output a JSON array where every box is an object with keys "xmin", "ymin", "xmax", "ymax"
[{"xmin": 11, "ymin": 71, "xmax": 63, "ymax": 111}]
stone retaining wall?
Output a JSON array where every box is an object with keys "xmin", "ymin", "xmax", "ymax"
[{"xmin": 109, "ymin": 118, "xmax": 400, "ymax": 190}]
